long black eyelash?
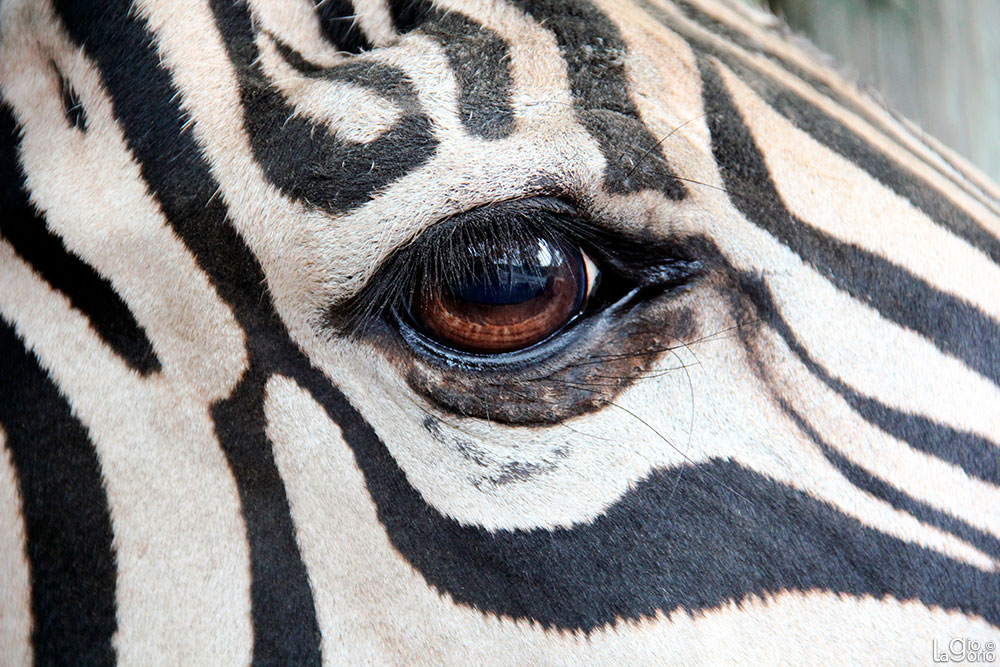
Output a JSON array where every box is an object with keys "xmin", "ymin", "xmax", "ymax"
[
  {"xmin": 330, "ymin": 198, "xmax": 573, "ymax": 336},
  {"xmin": 329, "ymin": 196, "xmax": 702, "ymax": 338}
]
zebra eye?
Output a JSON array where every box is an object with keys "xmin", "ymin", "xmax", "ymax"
[{"xmin": 406, "ymin": 235, "xmax": 599, "ymax": 354}]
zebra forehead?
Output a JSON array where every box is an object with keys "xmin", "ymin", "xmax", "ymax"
[
  {"xmin": 188, "ymin": 0, "xmax": 713, "ymax": 306},
  {"xmin": 1, "ymin": 0, "xmax": 999, "ymax": 663}
]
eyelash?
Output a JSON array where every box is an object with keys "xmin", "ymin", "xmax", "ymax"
[{"xmin": 332, "ymin": 196, "xmax": 702, "ymax": 363}]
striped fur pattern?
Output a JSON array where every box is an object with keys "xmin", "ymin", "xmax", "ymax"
[{"xmin": 1, "ymin": 0, "xmax": 998, "ymax": 663}]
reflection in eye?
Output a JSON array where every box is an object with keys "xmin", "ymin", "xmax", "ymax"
[{"xmin": 407, "ymin": 235, "xmax": 598, "ymax": 354}]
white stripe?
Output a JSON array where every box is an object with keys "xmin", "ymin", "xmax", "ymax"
[
  {"xmin": 0, "ymin": 238, "xmax": 253, "ymax": 665},
  {"xmin": 348, "ymin": 0, "xmax": 397, "ymax": 48},
  {"xmin": 648, "ymin": 0, "xmax": 1000, "ymax": 236},
  {"xmin": 0, "ymin": 11, "xmax": 247, "ymax": 403},
  {"xmin": 720, "ymin": 64, "xmax": 1000, "ymax": 326},
  {"xmin": 255, "ymin": 30, "xmax": 404, "ymax": 143},
  {"xmin": 0, "ymin": 426, "xmax": 32, "ymax": 667},
  {"xmin": 246, "ymin": 0, "xmax": 343, "ymax": 65},
  {"xmin": 687, "ymin": 212, "xmax": 1000, "ymax": 542},
  {"xmin": 264, "ymin": 373, "xmax": 999, "ymax": 663}
]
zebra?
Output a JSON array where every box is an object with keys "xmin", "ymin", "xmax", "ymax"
[{"xmin": 1, "ymin": 0, "xmax": 997, "ymax": 663}]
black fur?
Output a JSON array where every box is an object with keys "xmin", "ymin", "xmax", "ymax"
[
  {"xmin": 700, "ymin": 58, "xmax": 1000, "ymax": 388},
  {"xmin": 209, "ymin": 0, "xmax": 438, "ymax": 214},
  {"xmin": 50, "ymin": 2, "xmax": 324, "ymax": 662},
  {"xmin": 0, "ymin": 319, "xmax": 118, "ymax": 665},
  {"xmin": 736, "ymin": 273, "xmax": 1000, "ymax": 557},
  {"xmin": 57, "ymin": 69, "xmax": 88, "ymax": 131},
  {"xmin": 387, "ymin": 0, "xmax": 434, "ymax": 33},
  {"xmin": 510, "ymin": 0, "xmax": 688, "ymax": 199},
  {"xmin": 420, "ymin": 10, "xmax": 515, "ymax": 140},
  {"xmin": 667, "ymin": 0, "xmax": 997, "ymax": 211},
  {"xmin": 0, "ymin": 102, "xmax": 160, "ymax": 375},
  {"xmin": 313, "ymin": 0, "xmax": 371, "ymax": 54},
  {"xmin": 292, "ymin": 357, "xmax": 1000, "ymax": 629},
  {"xmin": 211, "ymin": 361, "xmax": 323, "ymax": 667}
]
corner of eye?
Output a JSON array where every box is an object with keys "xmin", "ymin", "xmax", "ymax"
[{"xmin": 581, "ymin": 248, "xmax": 601, "ymax": 294}]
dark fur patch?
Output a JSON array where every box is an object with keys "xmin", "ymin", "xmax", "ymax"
[
  {"xmin": 419, "ymin": 10, "xmax": 515, "ymax": 140},
  {"xmin": 387, "ymin": 0, "xmax": 433, "ymax": 33},
  {"xmin": 56, "ymin": 68, "xmax": 88, "ymax": 131},
  {"xmin": 313, "ymin": 0, "xmax": 371, "ymax": 54},
  {"xmin": 0, "ymin": 319, "xmax": 118, "ymax": 664},
  {"xmin": 402, "ymin": 300, "xmax": 698, "ymax": 424}
]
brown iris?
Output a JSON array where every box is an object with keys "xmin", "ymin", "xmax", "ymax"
[{"xmin": 410, "ymin": 236, "xmax": 588, "ymax": 354}]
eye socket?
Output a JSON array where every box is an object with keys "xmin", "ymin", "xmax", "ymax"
[
  {"xmin": 406, "ymin": 235, "xmax": 598, "ymax": 354},
  {"xmin": 334, "ymin": 196, "xmax": 702, "ymax": 371}
]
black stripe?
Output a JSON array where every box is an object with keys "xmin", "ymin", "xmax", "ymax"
[
  {"xmin": 654, "ymin": 0, "xmax": 1000, "ymax": 269},
  {"xmin": 669, "ymin": 0, "xmax": 893, "ymax": 142},
  {"xmin": 0, "ymin": 101, "xmax": 160, "ymax": 375},
  {"xmin": 733, "ymin": 273, "xmax": 1000, "ymax": 557},
  {"xmin": 843, "ymin": 396, "xmax": 1000, "ymax": 485},
  {"xmin": 699, "ymin": 58, "xmax": 1000, "ymax": 388},
  {"xmin": 760, "ymin": 81, "xmax": 1000, "ymax": 268},
  {"xmin": 636, "ymin": 0, "xmax": 1000, "ymax": 265},
  {"xmin": 508, "ymin": 0, "xmax": 687, "ymax": 199},
  {"xmin": 313, "ymin": 0, "xmax": 371, "ymax": 54},
  {"xmin": 386, "ymin": 0, "xmax": 433, "ymax": 33},
  {"xmin": 212, "ymin": 364, "xmax": 323, "ymax": 666},
  {"xmin": 736, "ymin": 272, "xmax": 1000, "ymax": 486},
  {"xmin": 289, "ymin": 363, "xmax": 1000, "ymax": 630},
  {"xmin": 780, "ymin": 396, "xmax": 1000, "ymax": 561},
  {"xmin": 419, "ymin": 10, "xmax": 515, "ymax": 140},
  {"xmin": 56, "ymin": 67, "xmax": 88, "ymax": 131},
  {"xmin": 0, "ymin": 318, "xmax": 118, "ymax": 666},
  {"xmin": 50, "ymin": 2, "xmax": 323, "ymax": 663},
  {"xmin": 209, "ymin": 0, "xmax": 437, "ymax": 215},
  {"xmin": 666, "ymin": 0, "xmax": 1000, "ymax": 217}
]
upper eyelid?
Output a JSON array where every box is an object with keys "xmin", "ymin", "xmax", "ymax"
[
  {"xmin": 326, "ymin": 196, "xmax": 704, "ymax": 345},
  {"xmin": 325, "ymin": 197, "xmax": 592, "ymax": 337}
]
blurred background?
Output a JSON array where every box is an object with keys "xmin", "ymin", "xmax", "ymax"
[{"xmin": 749, "ymin": 0, "xmax": 1000, "ymax": 183}]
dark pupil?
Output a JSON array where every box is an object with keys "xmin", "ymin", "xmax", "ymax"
[
  {"xmin": 448, "ymin": 237, "xmax": 561, "ymax": 305},
  {"xmin": 411, "ymin": 232, "xmax": 586, "ymax": 355},
  {"xmin": 449, "ymin": 262, "xmax": 550, "ymax": 305}
]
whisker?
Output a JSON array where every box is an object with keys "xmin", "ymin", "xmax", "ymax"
[
  {"xmin": 559, "ymin": 319, "xmax": 760, "ymax": 370},
  {"xmin": 548, "ymin": 380, "xmax": 753, "ymax": 507},
  {"xmin": 623, "ymin": 112, "xmax": 708, "ymax": 182}
]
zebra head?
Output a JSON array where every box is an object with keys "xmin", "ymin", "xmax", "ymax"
[{"xmin": 1, "ymin": 0, "xmax": 997, "ymax": 663}]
